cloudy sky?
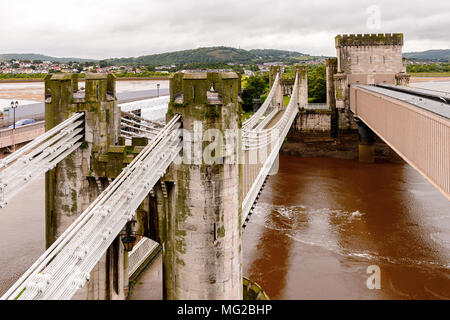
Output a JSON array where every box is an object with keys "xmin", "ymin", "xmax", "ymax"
[{"xmin": 1, "ymin": 0, "xmax": 449, "ymax": 59}]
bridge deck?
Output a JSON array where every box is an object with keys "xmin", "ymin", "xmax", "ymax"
[
  {"xmin": 350, "ymin": 85, "xmax": 450, "ymax": 200},
  {"xmin": 354, "ymin": 85, "xmax": 450, "ymax": 119}
]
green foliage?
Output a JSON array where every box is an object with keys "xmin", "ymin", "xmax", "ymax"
[
  {"xmin": 80, "ymin": 141, "xmax": 89, "ymax": 149},
  {"xmin": 205, "ymin": 106, "xmax": 220, "ymax": 118},
  {"xmin": 99, "ymin": 60, "xmax": 111, "ymax": 68},
  {"xmin": 241, "ymin": 111, "xmax": 255, "ymax": 122},
  {"xmin": 0, "ymin": 73, "xmax": 47, "ymax": 80},
  {"xmin": 307, "ymin": 65, "xmax": 326, "ymax": 103},
  {"xmin": 406, "ymin": 63, "xmax": 450, "ymax": 73},
  {"xmin": 240, "ymin": 73, "xmax": 270, "ymax": 112},
  {"xmin": 106, "ymin": 47, "xmax": 314, "ymax": 66}
]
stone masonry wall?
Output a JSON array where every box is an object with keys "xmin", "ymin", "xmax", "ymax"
[{"xmin": 164, "ymin": 72, "xmax": 242, "ymax": 299}]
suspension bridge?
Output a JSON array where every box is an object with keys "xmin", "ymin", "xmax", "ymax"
[{"xmin": 0, "ymin": 33, "xmax": 448, "ymax": 300}]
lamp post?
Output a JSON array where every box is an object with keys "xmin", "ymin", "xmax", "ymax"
[
  {"xmin": 156, "ymin": 83, "xmax": 160, "ymax": 97},
  {"xmin": 11, "ymin": 101, "xmax": 18, "ymax": 152},
  {"xmin": 121, "ymin": 220, "xmax": 137, "ymax": 252}
]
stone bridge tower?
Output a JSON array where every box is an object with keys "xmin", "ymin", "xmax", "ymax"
[
  {"xmin": 163, "ymin": 71, "xmax": 242, "ymax": 299},
  {"xmin": 333, "ymin": 33, "xmax": 409, "ymax": 111},
  {"xmin": 328, "ymin": 33, "xmax": 410, "ymax": 162},
  {"xmin": 45, "ymin": 73, "xmax": 127, "ymax": 299}
]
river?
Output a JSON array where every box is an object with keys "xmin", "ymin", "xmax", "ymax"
[
  {"xmin": 242, "ymin": 156, "xmax": 449, "ymax": 299},
  {"xmin": 0, "ymin": 80, "xmax": 448, "ymax": 299}
]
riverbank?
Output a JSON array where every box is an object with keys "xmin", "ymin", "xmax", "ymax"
[
  {"xmin": 410, "ymin": 76, "xmax": 450, "ymax": 83},
  {"xmin": 0, "ymin": 79, "xmax": 170, "ymax": 102}
]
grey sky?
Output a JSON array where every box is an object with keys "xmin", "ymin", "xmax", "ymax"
[{"xmin": 1, "ymin": 0, "xmax": 449, "ymax": 59}]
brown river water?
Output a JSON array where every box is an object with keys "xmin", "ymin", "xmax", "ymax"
[
  {"xmin": 242, "ymin": 156, "xmax": 449, "ymax": 300},
  {"xmin": 0, "ymin": 80, "xmax": 448, "ymax": 299}
]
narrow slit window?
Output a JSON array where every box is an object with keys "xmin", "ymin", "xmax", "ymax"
[{"xmin": 213, "ymin": 223, "xmax": 217, "ymax": 242}]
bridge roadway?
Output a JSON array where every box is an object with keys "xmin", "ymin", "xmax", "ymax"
[{"xmin": 350, "ymin": 84, "xmax": 450, "ymax": 200}]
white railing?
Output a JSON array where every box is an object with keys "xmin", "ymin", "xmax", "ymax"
[
  {"xmin": 120, "ymin": 96, "xmax": 170, "ymax": 122},
  {"xmin": 241, "ymin": 73, "xmax": 300, "ymax": 223},
  {"xmin": 242, "ymin": 73, "xmax": 281, "ymax": 130},
  {"xmin": 0, "ymin": 113, "xmax": 84, "ymax": 208},
  {"xmin": 1, "ymin": 115, "xmax": 182, "ymax": 300},
  {"xmin": 128, "ymin": 238, "xmax": 159, "ymax": 277}
]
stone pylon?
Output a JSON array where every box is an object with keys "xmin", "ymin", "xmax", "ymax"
[
  {"xmin": 44, "ymin": 73, "xmax": 126, "ymax": 300},
  {"xmin": 162, "ymin": 72, "xmax": 242, "ymax": 299}
]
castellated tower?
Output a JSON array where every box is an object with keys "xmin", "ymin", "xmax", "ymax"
[
  {"xmin": 45, "ymin": 73, "xmax": 125, "ymax": 300},
  {"xmin": 334, "ymin": 33, "xmax": 410, "ymax": 110},
  {"xmin": 163, "ymin": 72, "xmax": 242, "ymax": 300}
]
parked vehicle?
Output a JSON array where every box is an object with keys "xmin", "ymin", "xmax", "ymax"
[{"xmin": 8, "ymin": 118, "xmax": 36, "ymax": 129}]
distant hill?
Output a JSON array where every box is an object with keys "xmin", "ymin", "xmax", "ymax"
[
  {"xmin": 404, "ymin": 49, "xmax": 450, "ymax": 62},
  {"xmin": 249, "ymin": 49, "xmax": 310, "ymax": 59},
  {"xmin": 0, "ymin": 47, "xmax": 319, "ymax": 66},
  {"xmin": 106, "ymin": 47, "xmax": 313, "ymax": 66},
  {"xmin": 0, "ymin": 53, "xmax": 93, "ymax": 63}
]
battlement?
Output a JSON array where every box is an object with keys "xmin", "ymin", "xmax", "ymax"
[
  {"xmin": 170, "ymin": 71, "xmax": 239, "ymax": 106},
  {"xmin": 45, "ymin": 73, "xmax": 116, "ymax": 104},
  {"xmin": 335, "ymin": 33, "xmax": 403, "ymax": 47}
]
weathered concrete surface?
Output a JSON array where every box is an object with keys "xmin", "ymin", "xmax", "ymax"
[
  {"xmin": 163, "ymin": 72, "xmax": 242, "ymax": 300},
  {"xmin": 333, "ymin": 33, "xmax": 409, "ymax": 132},
  {"xmin": 129, "ymin": 255, "xmax": 163, "ymax": 300},
  {"xmin": 45, "ymin": 73, "xmax": 125, "ymax": 300}
]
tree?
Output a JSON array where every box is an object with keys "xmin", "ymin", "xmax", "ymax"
[
  {"xmin": 240, "ymin": 74, "xmax": 269, "ymax": 112},
  {"xmin": 99, "ymin": 60, "xmax": 110, "ymax": 68},
  {"xmin": 307, "ymin": 65, "xmax": 326, "ymax": 103}
]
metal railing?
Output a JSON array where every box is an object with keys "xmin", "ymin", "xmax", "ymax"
[
  {"xmin": 128, "ymin": 238, "xmax": 159, "ymax": 277},
  {"xmin": 241, "ymin": 72, "xmax": 300, "ymax": 224},
  {"xmin": 0, "ymin": 121, "xmax": 45, "ymax": 138},
  {"xmin": 0, "ymin": 114, "xmax": 84, "ymax": 208},
  {"xmin": 1, "ymin": 115, "xmax": 182, "ymax": 300}
]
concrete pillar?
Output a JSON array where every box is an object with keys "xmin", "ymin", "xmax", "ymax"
[
  {"xmin": 163, "ymin": 72, "xmax": 242, "ymax": 300},
  {"xmin": 295, "ymin": 66, "xmax": 308, "ymax": 107},
  {"xmin": 44, "ymin": 73, "xmax": 124, "ymax": 299},
  {"xmin": 326, "ymin": 58, "xmax": 339, "ymax": 138},
  {"xmin": 269, "ymin": 66, "xmax": 283, "ymax": 108},
  {"xmin": 357, "ymin": 119, "xmax": 375, "ymax": 163}
]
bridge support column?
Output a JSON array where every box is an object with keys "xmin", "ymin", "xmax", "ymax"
[
  {"xmin": 296, "ymin": 66, "xmax": 308, "ymax": 107},
  {"xmin": 44, "ymin": 73, "xmax": 124, "ymax": 299},
  {"xmin": 269, "ymin": 66, "xmax": 283, "ymax": 108},
  {"xmin": 357, "ymin": 119, "xmax": 375, "ymax": 163},
  {"xmin": 163, "ymin": 72, "xmax": 242, "ymax": 300},
  {"xmin": 326, "ymin": 58, "xmax": 338, "ymax": 137}
]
